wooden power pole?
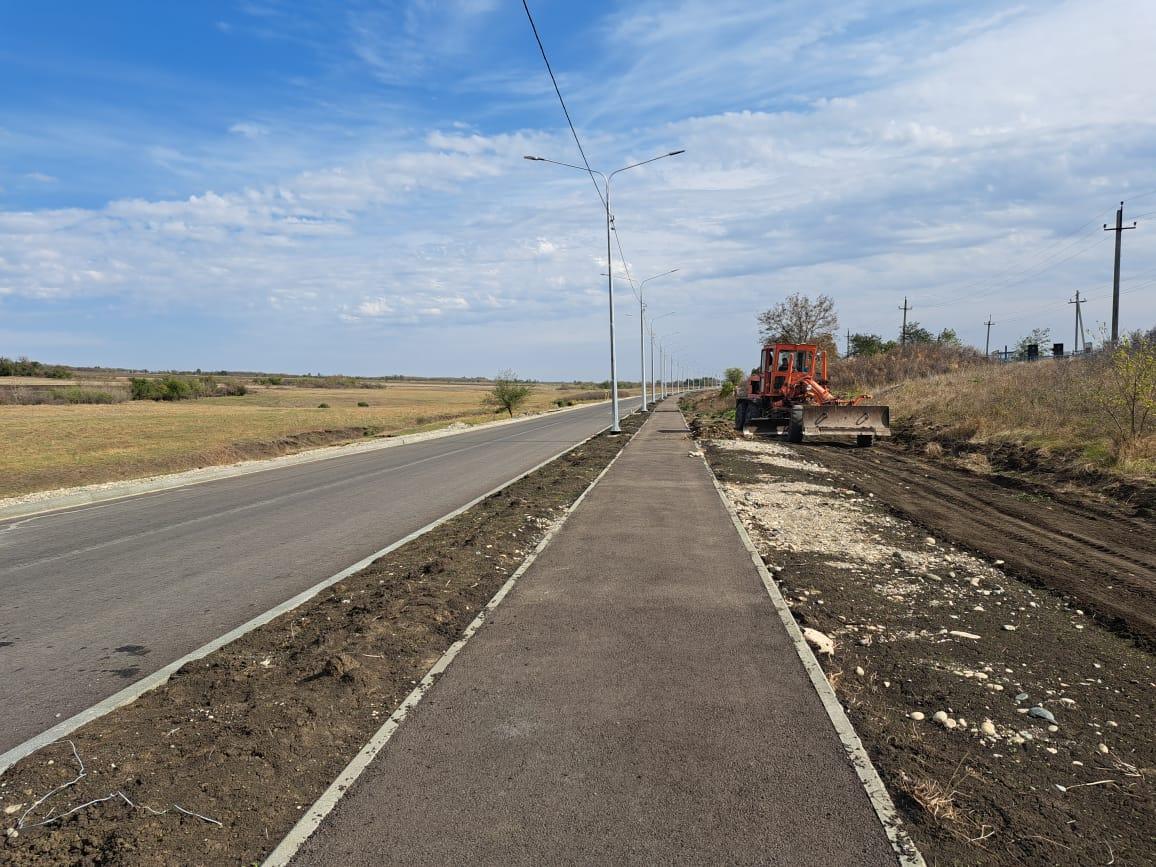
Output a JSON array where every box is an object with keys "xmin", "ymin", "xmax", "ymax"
[{"xmin": 1103, "ymin": 201, "xmax": 1137, "ymax": 344}]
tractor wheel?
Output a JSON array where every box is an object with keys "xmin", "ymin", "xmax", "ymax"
[
  {"xmin": 787, "ymin": 406, "xmax": 805, "ymax": 443},
  {"xmin": 734, "ymin": 401, "xmax": 747, "ymax": 432},
  {"xmin": 856, "ymin": 434, "xmax": 874, "ymax": 448}
]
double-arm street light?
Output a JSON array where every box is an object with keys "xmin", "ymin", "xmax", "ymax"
[{"xmin": 524, "ymin": 149, "xmax": 684, "ymax": 432}]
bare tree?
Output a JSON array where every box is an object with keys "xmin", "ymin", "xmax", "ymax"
[
  {"xmin": 757, "ymin": 293, "xmax": 839, "ymax": 345},
  {"xmin": 484, "ymin": 369, "xmax": 533, "ymax": 417}
]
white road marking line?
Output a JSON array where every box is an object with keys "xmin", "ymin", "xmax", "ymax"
[{"xmin": 0, "ymin": 411, "xmax": 636, "ymax": 775}]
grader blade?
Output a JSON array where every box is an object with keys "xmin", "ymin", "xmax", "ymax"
[{"xmin": 800, "ymin": 404, "xmax": 891, "ymax": 438}]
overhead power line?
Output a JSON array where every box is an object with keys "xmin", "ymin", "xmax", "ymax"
[{"xmin": 520, "ymin": 0, "xmax": 604, "ymax": 210}]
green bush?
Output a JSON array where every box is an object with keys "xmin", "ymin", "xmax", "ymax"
[
  {"xmin": 318, "ymin": 403, "xmax": 330, "ymax": 409},
  {"xmin": 130, "ymin": 376, "xmax": 211, "ymax": 401},
  {"xmin": 357, "ymin": 401, "xmax": 370, "ymax": 407},
  {"xmin": 62, "ymin": 387, "xmax": 120, "ymax": 404}
]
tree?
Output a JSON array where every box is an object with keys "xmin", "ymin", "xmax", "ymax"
[
  {"xmin": 1015, "ymin": 327, "xmax": 1051, "ymax": 359},
  {"xmin": 485, "ymin": 369, "xmax": 532, "ymax": 417},
  {"xmin": 1096, "ymin": 332, "xmax": 1156, "ymax": 448},
  {"xmin": 936, "ymin": 328, "xmax": 962, "ymax": 347},
  {"xmin": 757, "ymin": 293, "xmax": 838, "ymax": 345},
  {"xmin": 900, "ymin": 320, "xmax": 933, "ymax": 344},
  {"xmin": 720, "ymin": 366, "xmax": 745, "ymax": 398},
  {"xmin": 849, "ymin": 333, "xmax": 895, "ymax": 357}
]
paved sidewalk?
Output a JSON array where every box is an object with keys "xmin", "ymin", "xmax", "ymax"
[{"xmin": 291, "ymin": 402, "xmax": 898, "ymax": 865}]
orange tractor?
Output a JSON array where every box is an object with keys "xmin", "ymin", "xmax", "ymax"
[{"xmin": 734, "ymin": 342, "xmax": 890, "ymax": 446}]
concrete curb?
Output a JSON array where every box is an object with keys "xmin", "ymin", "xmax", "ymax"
[
  {"xmin": 693, "ymin": 429, "xmax": 926, "ymax": 867},
  {"xmin": 261, "ymin": 417, "xmax": 639, "ymax": 866},
  {"xmin": 0, "ymin": 409, "xmax": 636, "ymax": 776},
  {"xmin": 0, "ymin": 397, "xmax": 624, "ymax": 521}
]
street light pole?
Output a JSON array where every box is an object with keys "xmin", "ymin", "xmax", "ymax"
[
  {"xmin": 524, "ymin": 150, "xmax": 684, "ymax": 432},
  {"xmin": 634, "ymin": 269, "xmax": 678, "ymax": 411}
]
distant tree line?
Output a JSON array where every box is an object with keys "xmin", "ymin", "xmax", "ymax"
[{"xmin": 0, "ymin": 356, "xmax": 69, "ymax": 378}]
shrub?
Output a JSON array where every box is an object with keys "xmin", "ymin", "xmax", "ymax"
[
  {"xmin": 357, "ymin": 401, "xmax": 370, "ymax": 407},
  {"xmin": 62, "ymin": 388, "xmax": 120, "ymax": 404},
  {"xmin": 1095, "ymin": 335, "xmax": 1156, "ymax": 454},
  {"xmin": 318, "ymin": 403, "xmax": 330, "ymax": 409},
  {"xmin": 130, "ymin": 376, "xmax": 211, "ymax": 401}
]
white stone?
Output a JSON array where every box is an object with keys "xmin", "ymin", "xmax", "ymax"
[
  {"xmin": 909, "ymin": 711, "xmax": 925, "ymax": 721},
  {"xmin": 932, "ymin": 711, "xmax": 948, "ymax": 723},
  {"xmin": 802, "ymin": 628, "xmax": 835, "ymax": 657},
  {"xmin": 980, "ymin": 719, "xmax": 997, "ymax": 737}
]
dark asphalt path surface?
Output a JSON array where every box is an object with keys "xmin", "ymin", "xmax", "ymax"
[
  {"xmin": 0, "ymin": 400, "xmax": 636, "ymax": 754},
  {"xmin": 292, "ymin": 403, "xmax": 897, "ymax": 866}
]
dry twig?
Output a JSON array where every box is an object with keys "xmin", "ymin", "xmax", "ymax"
[{"xmin": 15, "ymin": 741, "xmax": 222, "ymax": 830}]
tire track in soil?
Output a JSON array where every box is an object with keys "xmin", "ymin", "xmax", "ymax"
[{"xmin": 800, "ymin": 443, "xmax": 1156, "ymax": 649}]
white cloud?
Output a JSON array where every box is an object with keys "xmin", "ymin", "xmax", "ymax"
[
  {"xmin": 2, "ymin": 0, "xmax": 1155, "ymax": 376},
  {"xmin": 229, "ymin": 122, "xmax": 269, "ymax": 139}
]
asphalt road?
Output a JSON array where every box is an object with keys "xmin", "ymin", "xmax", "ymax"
[
  {"xmin": 0, "ymin": 400, "xmax": 637, "ymax": 754},
  {"xmin": 291, "ymin": 405, "xmax": 898, "ymax": 866}
]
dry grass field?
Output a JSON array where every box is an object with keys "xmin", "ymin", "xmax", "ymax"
[
  {"xmin": 0, "ymin": 381, "xmax": 619, "ymax": 498},
  {"xmin": 885, "ymin": 356, "xmax": 1155, "ymax": 478}
]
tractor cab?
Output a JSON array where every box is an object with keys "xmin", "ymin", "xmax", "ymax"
[{"xmin": 750, "ymin": 343, "xmax": 828, "ymax": 399}]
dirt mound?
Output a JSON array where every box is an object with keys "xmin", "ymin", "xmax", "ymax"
[{"xmin": 688, "ymin": 414, "xmax": 737, "ymax": 440}]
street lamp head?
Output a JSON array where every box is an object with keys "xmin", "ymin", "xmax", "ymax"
[
  {"xmin": 668, "ymin": 150, "xmax": 686, "ymax": 156},
  {"xmin": 523, "ymin": 155, "xmax": 544, "ymax": 161}
]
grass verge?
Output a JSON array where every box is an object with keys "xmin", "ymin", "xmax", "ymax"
[{"xmin": 0, "ymin": 383, "xmax": 631, "ymax": 499}]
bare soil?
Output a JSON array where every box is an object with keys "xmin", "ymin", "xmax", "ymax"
[
  {"xmin": 804, "ymin": 442, "xmax": 1156, "ymax": 652},
  {"xmin": 0, "ymin": 414, "xmax": 642, "ymax": 865},
  {"xmin": 704, "ymin": 436, "xmax": 1156, "ymax": 866},
  {"xmin": 891, "ymin": 417, "xmax": 1156, "ymax": 518}
]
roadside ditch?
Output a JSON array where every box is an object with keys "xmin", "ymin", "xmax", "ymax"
[
  {"xmin": 702, "ymin": 434, "xmax": 1155, "ymax": 865},
  {"xmin": 0, "ymin": 412, "xmax": 644, "ymax": 865}
]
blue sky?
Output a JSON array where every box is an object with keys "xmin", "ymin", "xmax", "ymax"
[{"xmin": 2, "ymin": 0, "xmax": 1155, "ymax": 377}]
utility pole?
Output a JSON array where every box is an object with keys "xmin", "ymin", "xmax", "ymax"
[
  {"xmin": 984, "ymin": 315, "xmax": 994, "ymax": 357},
  {"xmin": 1068, "ymin": 291, "xmax": 1086, "ymax": 353},
  {"xmin": 899, "ymin": 297, "xmax": 912, "ymax": 346},
  {"xmin": 845, "ymin": 328, "xmax": 850, "ymax": 357},
  {"xmin": 1103, "ymin": 201, "xmax": 1137, "ymax": 344}
]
